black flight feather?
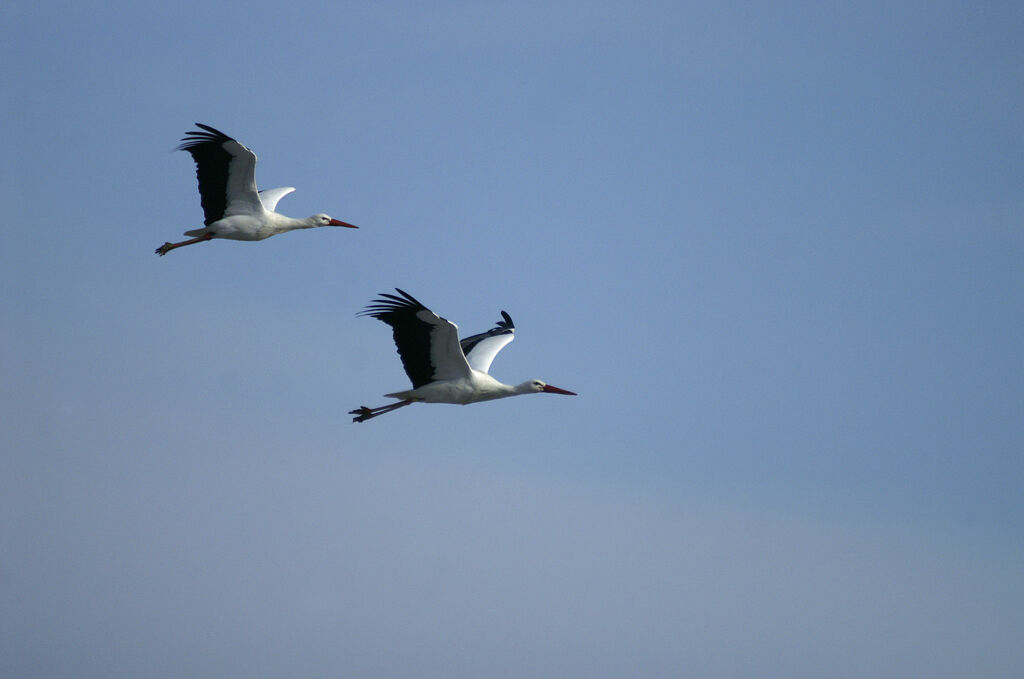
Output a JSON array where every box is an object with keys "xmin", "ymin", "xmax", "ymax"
[
  {"xmin": 177, "ymin": 123, "xmax": 237, "ymax": 226},
  {"xmin": 358, "ymin": 288, "xmax": 438, "ymax": 389}
]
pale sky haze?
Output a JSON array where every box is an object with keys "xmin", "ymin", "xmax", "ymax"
[{"xmin": 2, "ymin": 1, "xmax": 1022, "ymax": 677}]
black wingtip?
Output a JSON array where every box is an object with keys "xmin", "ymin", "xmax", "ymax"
[
  {"xmin": 192, "ymin": 122, "xmax": 231, "ymax": 137},
  {"xmin": 177, "ymin": 123, "xmax": 234, "ymax": 152},
  {"xmin": 499, "ymin": 311, "xmax": 514, "ymax": 329},
  {"xmin": 357, "ymin": 288, "xmax": 429, "ymax": 319}
]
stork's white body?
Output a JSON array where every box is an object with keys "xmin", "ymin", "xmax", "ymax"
[
  {"xmin": 183, "ymin": 199, "xmax": 316, "ymax": 241},
  {"xmin": 385, "ymin": 371, "xmax": 530, "ymax": 405},
  {"xmin": 350, "ymin": 289, "xmax": 576, "ymax": 422}
]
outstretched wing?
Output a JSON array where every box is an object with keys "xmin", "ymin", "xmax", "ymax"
[
  {"xmin": 258, "ymin": 187, "xmax": 296, "ymax": 212},
  {"xmin": 359, "ymin": 288, "xmax": 472, "ymax": 389},
  {"xmin": 178, "ymin": 123, "xmax": 263, "ymax": 224},
  {"xmin": 459, "ymin": 311, "xmax": 515, "ymax": 374}
]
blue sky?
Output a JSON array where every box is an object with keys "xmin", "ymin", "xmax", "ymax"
[{"xmin": 2, "ymin": 1, "xmax": 1022, "ymax": 676}]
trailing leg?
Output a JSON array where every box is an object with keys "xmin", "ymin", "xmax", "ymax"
[
  {"xmin": 349, "ymin": 399, "xmax": 414, "ymax": 423},
  {"xmin": 155, "ymin": 232, "xmax": 213, "ymax": 256}
]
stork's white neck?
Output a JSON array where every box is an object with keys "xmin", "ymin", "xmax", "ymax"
[
  {"xmin": 474, "ymin": 380, "xmax": 551, "ymax": 401},
  {"xmin": 466, "ymin": 372, "xmax": 517, "ymax": 401},
  {"xmin": 265, "ymin": 213, "xmax": 321, "ymax": 236}
]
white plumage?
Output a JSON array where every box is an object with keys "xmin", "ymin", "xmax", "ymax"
[
  {"xmin": 350, "ymin": 289, "xmax": 576, "ymax": 422},
  {"xmin": 156, "ymin": 123, "xmax": 357, "ymax": 256}
]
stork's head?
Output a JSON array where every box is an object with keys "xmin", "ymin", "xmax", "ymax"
[
  {"xmin": 312, "ymin": 213, "xmax": 359, "ymax": 228},
  {"xmin": 521, "ymin": 379, "xmax": 576, "ymax": 396}
]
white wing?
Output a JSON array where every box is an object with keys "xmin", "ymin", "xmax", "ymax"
[
  {"xmin": 178, "ymin": 124, "xmax": 264, "ymax": 223},
  {"xmin": 460, "ymin": 311, "xmax": 515, "ymax": 374},
  {"xmin": 258, "ymin": 187, "xmax": 296, "ymax": 212},
  {"xmin": 464, "ymin": 334, "xmax": 515, "ymax": 374},
  {"xmin": 219, "ymin": 138, "xmax": 263, "ymax": 217}
]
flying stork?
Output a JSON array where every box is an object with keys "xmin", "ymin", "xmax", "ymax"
[
  {"xmin": 156, "ymin": 123, "xmax": 358, "ymax": 256},
  {"xmin": 350, "ymin": 289, "xmax": 576, "ymax": 422}
]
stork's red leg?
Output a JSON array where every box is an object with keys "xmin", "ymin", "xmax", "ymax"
[{"xmin": 155, "ymin": 232, "xmax": 214, "ymax": 256}]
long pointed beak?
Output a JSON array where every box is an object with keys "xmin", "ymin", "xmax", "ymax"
[
  {"xmin": 542, "ymin": 385, "xmax": 577, "ymax": 395},
  {"xmin": 329, "ymin": 218, "xmax": 359, "ymax": 228}
]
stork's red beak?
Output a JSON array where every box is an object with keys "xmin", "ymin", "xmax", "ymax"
[
  {"xmin": 542, "ymin": 385, "xmax": 576, "ymax": 395},
  {"xmin": 329, "ymin": 218, "xmax": 359, "ymax": 228}
]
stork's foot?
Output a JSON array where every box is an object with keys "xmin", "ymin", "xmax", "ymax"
[
  {"xmin": 349, "ymin": 406, "xmax": 375, "ymax": 423},
  {"xmin": 155, "ymin": 233, "xmax": 212, "ymax": 256}
]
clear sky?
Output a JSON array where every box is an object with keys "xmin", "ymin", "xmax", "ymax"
[{"xmin": 2, "ymin": 1, "xmax": 1022, "ymax": 676}]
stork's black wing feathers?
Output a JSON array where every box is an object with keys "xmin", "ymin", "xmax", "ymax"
[
  {"xmin": 459, "ymin": 311, "xmax": 515, "ymax": 355},
  {"xmin": 359, "ymin": 288, "xmax": 438, "ymax": 389},
  {"xmin": 177, "ymin": 123, "xmax": 237, "ymax": 226}
]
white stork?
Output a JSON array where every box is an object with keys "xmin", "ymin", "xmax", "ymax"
[
  {"xmin": 350, "ymin": 289, "xmax": 576, "ymax": 422},
  {"xmin": 156, "ymin": 123, "xmax": 358, "ymax": 255}
]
